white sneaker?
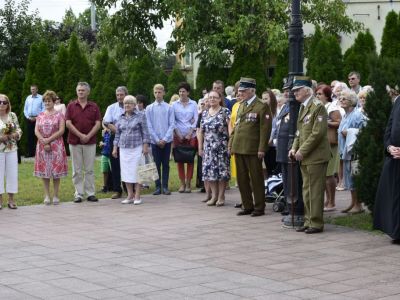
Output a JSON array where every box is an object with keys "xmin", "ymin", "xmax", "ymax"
[
  {"xmin": 133, "ymin": 199, "xmax": 142, "ymax": 205},
  {"xmin": 44, "ymin": 196, "xmax": 51, "ymax": 205},
  {"xmin": 53, "ymin": 197, "xmax": 60, "ymax": 205},
  {"xmin": 121, "ymin": 198, "xmax": 134, "ymax": 204}
]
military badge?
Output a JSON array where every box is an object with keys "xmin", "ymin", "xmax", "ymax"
[
  {"xmin": 317, "ymin": 115, "xmax": 324, "ymax": 122},
  {"xmin": 303, "ymin": 114, "xmax": 310, "ymax": 124},
  {"xmin": 296, "ymin": 130, "xmax": 299, "ymax": 136}
]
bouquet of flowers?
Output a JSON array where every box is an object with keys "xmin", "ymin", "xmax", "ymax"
[
  {"xmin": 2, "ymin": 121, "xmax": 16, "ymax": 135},
  {"xmin": 1, "ymin": 121, "xmax": 17, "ymax": 150}
]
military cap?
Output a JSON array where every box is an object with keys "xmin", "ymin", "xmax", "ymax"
[
  {"xmin": 238, "ymin": 77, "xmax": 256, "ymax": 90},
  {"xmin": 292, "ymin": 76, "xmax": 312, "ymax": 91}
]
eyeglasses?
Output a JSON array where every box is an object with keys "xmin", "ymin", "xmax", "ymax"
[
  {"xmin": 348, "ymin": 77, "xmax": 357, "ymax": 81},
  {"xmin": 0, "ymin": 101, "xmax": 9, "ymax": 105}
]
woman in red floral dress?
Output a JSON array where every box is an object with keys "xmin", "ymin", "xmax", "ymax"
[{"xmin": 34, "ymin": 90, "xmax": 68, "ymax": 205}]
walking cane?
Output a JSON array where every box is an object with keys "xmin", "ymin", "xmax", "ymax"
[{"xmin": 289, "ymin": 157, "xmax": 295, "ymax": 228}]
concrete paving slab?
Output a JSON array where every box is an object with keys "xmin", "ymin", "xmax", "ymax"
[{"xmin": 0, "ymin": 188, "xmax": 398, "ymax": 299}]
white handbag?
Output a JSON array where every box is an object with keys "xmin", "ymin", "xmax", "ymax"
[{"xmin": 137, "ymin": 154, "xmax": 159, "ymax": 184}]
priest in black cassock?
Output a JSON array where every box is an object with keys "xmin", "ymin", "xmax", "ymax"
[{"xmin": 373, "ymin": 87, "xmax": 400, "ymax": 243}]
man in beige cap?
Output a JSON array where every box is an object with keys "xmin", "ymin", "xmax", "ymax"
[
  {"xmin": 289, "ymin": 76, "xmax": 331, "ymax": 233},
  {"xmin": 229, "ymin": 77, "xmax": 272, "ymax": 217}
]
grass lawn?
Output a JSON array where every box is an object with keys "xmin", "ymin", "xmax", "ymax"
[
  {"xmin": 325, "ymin": 212, "xmax": 381, "ymax": 234},
  {"xmin": 14, "ymin": 157, "xmax": 194, "ymax": 206}
]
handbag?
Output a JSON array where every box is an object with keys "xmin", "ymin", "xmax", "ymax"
[
  {"xmin": 137, "ymin": 154, "xmax": 159, "ymax": 184},
  {"xmin": 351, "ymin": 159, "xmax": 359, "ymax": 176},
  {"xmin": 173, "ymin": 145, "xmax": 197, "ymax": 163},
  {"xmin": 327, "ymin": 127, "xmax": 338, "ymax": 145}
]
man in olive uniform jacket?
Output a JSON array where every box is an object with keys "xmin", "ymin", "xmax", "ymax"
[
  {"xmin": 229, "ymin": 77, "xmax": 272, "ymax": 217},
  {"xmin": 289, "ymin": 77, "xmax": 330, "ymax": 233}
]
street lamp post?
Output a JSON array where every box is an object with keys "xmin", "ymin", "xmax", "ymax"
[{"xmin": 287, "ymin": 0, "xmax": 304, "ymax": 226}]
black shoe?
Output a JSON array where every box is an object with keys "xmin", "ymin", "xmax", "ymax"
[
  {"xmin": 153, "ymin": 188, "xmax": 162, "ymax": 195},
  {"xmin": 74, "ymin": 197, "xmax": 83, "ymax": 203},
  {"xmin": 251, "ymin": 210, "xmax": 265, "ymax": 217},
  {"xmin": 234, "ymin": 203, "xmax": 242, "ymax": 208},
  {"xmin": 87, "ymin": 195, "xmax": 98, "ymax": 202},
  {"xmin": 200, "ymin": 187, "xmax": 206, "ymax": 193},
  {"xmin": 296, "ymin": 226, "xmax": 309, "ymax": 232},
  {"xmin": 237, "ymin": 209, "xmax": 253, "ymax": 216},
  {"xmin": 163, "ymin": 188, "xmax": 171, "ymax": 195},
  {"xmin": 392, "ymin": 239, "xmax": 400, "ymax": 245},
  {"xmin": 100, "ymin": 186, "xmax": 108, "ymax": 193},
  {"xmin": 305, "ymin": 227, "xmax": 323, "ymax": 234}
]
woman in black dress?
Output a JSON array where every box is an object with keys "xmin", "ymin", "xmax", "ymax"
[{"xmin": 373, "ymin": 90, "xmax": 400, "ymax": 243}]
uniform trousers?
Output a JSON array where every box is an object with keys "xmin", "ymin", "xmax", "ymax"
[
  {"xmin": 300, "ymin": 163, "xmax": 328, "ymax": 230},
  {"xmin": 235, "ymin": 154, "xmax": 265, "ymax": 212},
  {"xmin": 69, "ymin": 144, "xmax": 96, "ymax": 198},
  {"xmin": 0, "ymin": 151, "xmax": 18, "ymax": 194}
]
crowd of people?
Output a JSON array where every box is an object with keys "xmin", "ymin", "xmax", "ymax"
[{"xmin": 0, "ymin": 72, "xmax": 399, "ymax": 243}]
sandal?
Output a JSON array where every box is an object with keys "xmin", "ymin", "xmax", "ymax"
[
  {"xmin": 8, "ymin": 203, "xmax": 17, "ymax": 209},
  {"xmin": 216, "ymin": 199, "xmax": 225, "ymax": 207}
]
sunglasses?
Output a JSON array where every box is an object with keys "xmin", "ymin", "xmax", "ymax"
[{"xmin": 0, "ymin": 101, "xmax": 9, "ymax": 105}]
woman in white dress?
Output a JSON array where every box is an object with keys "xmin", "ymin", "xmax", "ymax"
[{"xmin": 112, "ymin": 95, "xmax": 150, "ymax": 204}]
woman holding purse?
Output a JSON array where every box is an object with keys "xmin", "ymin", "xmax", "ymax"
[
  {"xmin": 113, "ymin": 95, "xmax": 150, "ymax": 205},
  {"xmin": 34, "ymin": 90, "xmax": 68, "ymax": 205}
]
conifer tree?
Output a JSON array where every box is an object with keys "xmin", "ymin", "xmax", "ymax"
[
  {"xmin": 65, "ymin": 33, "xmax": 92, "ymax": 101},
  {"xmin": 127, "ymin": 54, "xmax": 156, "ymax": 101},
  {"xmin": 380, "ymin": 11, "xmax": 400, "ymax": 59},
  {"xmin": 166, "ymin": 64, "xmax": 186, "ymax": 101},
  {"xmin": 99, "ymin": 58, "xmax": 124, "ymax": 113},
  {"xmin": 0, "ymin": 68, "xmax": 21, "ymax": 115},
  {"xmin": 354, "ymin": 56, "xmax": 399, "ymax": 212},
  {"xmin": 155, "ymin": 70, "xmax": 168, "ymax": 92},
  {"xmin": 308, "ymin": 34, "xmax": 343, "ymax": 84},
  {"xmin": 32, "ymin": 41, "xmax": 54, "ymax": 92},
  {"xmin": 271, "ymin": 49, "xmax": 289, "ymax": 89},
  {"xmin": 305, "ymin": 25, "xmax": 323, "ymax": 77},
  {"xmin": 22, "ymin": 43, "xmax": 40, "ymax": 97},
  {"xmin": 228, "ymin": 48, "xmax": 267, "ymax": 95},
  {"xmin": 54, "ymin": 44, "xmax": 69, "ymax": 100},
  {"xmin": 343, "ymin": 30, "xmax": 377, "ymax": 85},
  {"xmin": 91, "ymin": 48, "xmax": 110, "ymax": 105}
]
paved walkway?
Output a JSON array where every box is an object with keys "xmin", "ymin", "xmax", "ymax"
[{"xmin": 0, "ymin": 188, "xmax": 399, "ymax": 300}]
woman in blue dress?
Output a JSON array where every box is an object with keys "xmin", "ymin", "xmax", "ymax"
[{"xmin": 198, "ymin": 90, "xmax": 231, "ymax": 207}]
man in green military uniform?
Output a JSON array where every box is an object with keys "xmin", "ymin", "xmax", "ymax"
[
  {"xmin": 289, "ymin": 76, "xmax": 331, "ymax": 234},
  {"xmin": 229, "ymin": 77, "xmax": 272, "ymax": 217}
]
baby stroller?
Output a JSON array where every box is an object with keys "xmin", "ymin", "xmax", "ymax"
[{"xmin": 264, "ymin": 174, "xmax": 286, "ymax": 213}]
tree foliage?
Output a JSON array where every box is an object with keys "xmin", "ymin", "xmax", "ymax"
[
  {"xmin": 196, "ymin": 61, "xmax": 229, "ymax": 99},
  {"xmin": 98, "ymin": 58, "xmax": 124, "ymax": 112},
  {"xmin": 64, "ymin": 33, "xmax": 92, "ymax": 101},
  {"xmin": 380, "ymin": 10, "xmax": 400, "ymax": 59},
  {"xmin": 166, "ymin": 64, "xmax": 186, "ymax": 101},
  {"xmin": 354, "ymin": 56, "xmax": 400, "ymax": 212},
  {"xmin": 0, "ymin": 0, "xmax": 43, "ymax": 77},
  {"xmin": 92, "ymin": 0, "xmax": 170, "ymax": 58},
  {"xmin": 228, "ymin": 48, "xmax": 267, "ymax": 94},
  {"xmin": 271, "ymin": 46, "xmax": 289, "ymax": 89},
  {"xmin": 343, "ymin": 30, "xmax": 377, "ymax": 85},
  {"xmin": 54, "ymin": 44, "xmax": 70, "ymax": 100},
  {"xmin": 306, "ymin": 33, "xmax": 343, "ymax": 84},
  {"xmin": 305, "ymin": 26, "xmax": 323, "ymax": 77},
  {"xmin": 127, "ymin": 54, "xmax": 157, "ymax": 101},
  {"xmin": 0, "ymin": 68, "xmax": 21, "ymax": 115}
]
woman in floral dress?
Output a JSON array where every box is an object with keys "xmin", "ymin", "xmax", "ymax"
[
  {"xmin": 198, "ymin": 90, "xmax": 231, "ymax": 206},
  {"xmin": 34, "ymin": 90, "xmax": 68, "ymax": 205}
]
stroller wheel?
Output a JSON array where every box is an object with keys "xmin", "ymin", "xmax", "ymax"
[{"xmin": 273, "ymin": 201, "xmax": 285, "ymax": 212}]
